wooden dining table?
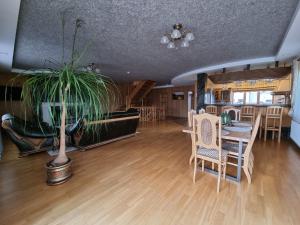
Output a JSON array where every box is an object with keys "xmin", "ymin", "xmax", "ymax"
[{"xmin": 183, "ymin": 123, "xmax": 251, "ymax": 182}]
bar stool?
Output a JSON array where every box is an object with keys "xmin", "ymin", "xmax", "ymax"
[
  {"xmin": 241, "ymin": 106, "xmax": 256, "ymax": 123},
  {"xmin": 261, "ymin": 106, "xmax": 283, "ymax": 143},
  {"xmin": 206, "ymin": 105, "xmax": 217, "ymax": 115}
]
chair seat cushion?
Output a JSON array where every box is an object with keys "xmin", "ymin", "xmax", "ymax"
[
  {"xmin": 222, "ymin": 141, "xmax": 247, "ymax": 154},
  {"xmin": 197, "ymin": 147, "xmax": 229, "ymax": 161}
]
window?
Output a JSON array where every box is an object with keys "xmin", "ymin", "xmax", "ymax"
[
  {"xmin": 233, "ymin": 92, "xmax": 244, "ymax": 104},
  {"xmin": 259, "ymin": 91, "xmax": 273, "ymax": 104},
  {"xmin": 232, "ymin": 90, "xmax": 273, "ymax": 105},
  {"xmin": 245, "ymin": 92, "xmax": 258, "ymax": 104}
]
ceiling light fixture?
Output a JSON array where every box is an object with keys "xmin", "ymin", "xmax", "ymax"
[
  {"xmin": 86, "ymin": 63, "xmax": 100, "ymax": 73},
  {"xmin": 161, "ymin": 24, "xmax": 195, "ymax": 49}
]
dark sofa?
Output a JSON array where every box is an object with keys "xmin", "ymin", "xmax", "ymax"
[
  {"xmin": 70, "ymin": 108, "xmax": 140, "ymax": 150},
  {"xmin": 1, "ymin": 114, "xmax": 57, "ymax": 156},
  {"xmin": 1, "ymin": 108, "xmax": 140, "ymax": 156}
]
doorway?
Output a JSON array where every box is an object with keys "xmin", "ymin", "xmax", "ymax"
[{"xmin": 188, "ymin": 91, "xmax": 193, "ymax": 112}]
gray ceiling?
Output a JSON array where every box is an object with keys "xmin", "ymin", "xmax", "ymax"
[{"xmin": 13, "ymin": 0, "xmax": 299, "ymax": 84}]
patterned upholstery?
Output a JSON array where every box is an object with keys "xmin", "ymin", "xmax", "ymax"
[
  {"xmin": 200, "ymin": 119, "xmax": 213, "ymax": 145},
  {"xmin": 197, "ymin": 147, "xmax": 229, "ymax": 161}
]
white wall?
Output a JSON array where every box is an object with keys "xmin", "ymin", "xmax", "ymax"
[
  {"xmin": 290, "ymin": 60, "xmax": 300, "ymax": 147},
  {"xmin": 0, "ymin": 0, "xmax": 21, "ymax": 70}
]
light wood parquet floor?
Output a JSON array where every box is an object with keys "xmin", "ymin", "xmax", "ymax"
[{"xmin": 0, "ymin": 120, "xmax": 300, "ymax": 225}]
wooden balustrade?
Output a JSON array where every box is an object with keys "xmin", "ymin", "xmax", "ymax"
[{"xmin": 133, "ymin": 106, "xmax": 165, "ymax": 122}]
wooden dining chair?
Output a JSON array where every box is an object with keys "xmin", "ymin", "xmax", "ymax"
[
  {"xmin": 198, "ymin": 108, "xmax": 206, "ymax": 114},
  {"xmin": 221, "ymin": 105, "xmax": 232, "ymax": 112},
  {"xmin": 261, "ymin": 106, "xmax": 283, "ymax": 143},
  {"xmin": 241, "ymin": 106, "xmax": 255, "ymax": 124},
  {"xmin": 224, "ymin": 108, "xmax": 241, "ymax": 122},
  {"xmin": 224, "ymin": 112, "xmax": 261, "ymax": 184},
  {"xmin": 188, "ymin": 109, "xmax": 197, "ymax": 128},
  {"xmin": 192, "ymin": 113, "xmax": 229, "ymax": 192},
  {"xmin": 206, "ymin": 105, "xmax": 217, "ymax": 115}
]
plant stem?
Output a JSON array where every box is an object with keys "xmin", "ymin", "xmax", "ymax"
[
  {"xmin": 61, "ymin": 12, "xmax": 65, "ymax": 64},
  {"xmin": 71, "ymin": 20, "xmax": 80, "ymax": 67},
  {"xmin": 53, "ymin": 98, "xmax": 68, "ymax": 165}
]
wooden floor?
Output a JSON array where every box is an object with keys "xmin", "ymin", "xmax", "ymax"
[{"xmin": 0, "ymin": 120, "xmax": 300, "ymax": 225}]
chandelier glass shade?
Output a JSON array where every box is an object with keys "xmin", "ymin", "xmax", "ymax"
[
  {"xmin": 185, "ymin": 32, "xmax": 195, "ymax": 41},
  {"xmin": 171, "ymin": 29, "xmax": 181, "ymax": 39},
  {"xmin": 84, "ymin": 63, "xmax": 100, "ymax": 73},
  {"xmin": 167, "ymin": 42, "xmax": 175, "ymax": 49},
  {"xmin": 181, "ymin": 40, "xmax": 189, "ymax": 48},
  {"xmin": 161, "ymin": 24, "xmax": 195, "ymax": 49},
  {"xmin": 160, "ymin": 36, "xmax": 170, "ymax": 44}
]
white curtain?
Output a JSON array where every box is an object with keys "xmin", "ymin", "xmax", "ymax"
[{"xmin": 291, "ymin": 60, "xmax": 300, "ymax": 123}]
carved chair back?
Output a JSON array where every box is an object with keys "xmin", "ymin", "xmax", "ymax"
[{"xmin": 192, "ymin": 113, "xmax": 221, "ymax": 159}]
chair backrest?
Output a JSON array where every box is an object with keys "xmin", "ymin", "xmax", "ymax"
[
  {"xmin": 188, "ymin": 109, "xmax": 205, "ymax": 127},
  {"xmin": 198, "ymin": 108, "xmax": 206, "ymax": 114},
  {"xmin": 241, "ymin": 106, "xmax": 255, "ymax": 115},
  {"xmin": 266, "ymin": 106, "xmax": 283, "ymax": 119},
  {"xmin": 206, "ymin": 106, "xmax": 217, "ymax": 115},
  {"xmin": 222, "ymin": 105, "xmax": 232, "ymax": 111},
  {"xmin": 243, "ymin": 112, "xmax": 261, "ymax": 164},
  {"xmin": 224, "ymin": 108, "xmax": 240, "ymax": 121},
  {"xmin": 188, "ymin": 110, "xmax": 197, "ymax": 127},
  {"xmin": 192, "ymin": 113, "xmax": 221, "ymax": 157}
]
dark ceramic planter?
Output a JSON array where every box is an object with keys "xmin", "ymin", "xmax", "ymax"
[{"xmin": 46, "ymin": 158, "xmax": 72, "ymax": 185}]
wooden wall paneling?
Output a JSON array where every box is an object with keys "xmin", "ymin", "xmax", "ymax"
[
  {"xmin": 146, "ymin": 85, "xmax": 194, "ymax": 118},
  {"xmin": 208, "ymin": 67, "xmax": 291, "ymax": 84},
  {"xmin": 206, "ymin": 74, "xmax": 291, "ymax": 92},
  {"xmin": 0, "ymin": 72, "xmax": 32, "ymax": 118}
]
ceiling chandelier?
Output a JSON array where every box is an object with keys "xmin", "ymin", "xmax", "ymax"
[
  {"xmin": 85, "ymin": 63, "xmax": 100, "ymax": 73},
  {"xmin": 160, "ymin": 23, "xmax": 195, "ymax": 49}
]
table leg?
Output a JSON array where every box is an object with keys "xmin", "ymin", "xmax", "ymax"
[{"xmin": 237, "ymin": 140, "xmax": 243, "ymax": 182}]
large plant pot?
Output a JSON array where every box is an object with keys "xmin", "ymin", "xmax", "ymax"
[{"xmin": 46, "ymin": 158, "xmax": 72, "ymax": 185}]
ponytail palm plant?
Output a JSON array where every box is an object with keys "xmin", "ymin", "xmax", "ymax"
[
  {"xmin": 20, "ymin": 17, "xmax": 116, "ymax": 166},
  {"xmin": 21, "ymin": 67, "xmax": 114, "ymax": 165}
]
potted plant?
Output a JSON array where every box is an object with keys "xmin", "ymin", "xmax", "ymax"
[{"xmin": 20, "ymin": 17, "xmax": 115, "ymax": 185}]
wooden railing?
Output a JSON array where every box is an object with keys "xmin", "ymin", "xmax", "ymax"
[
  {"xmin": 126, "ymin": 80, "xmax": 156, "ymax": 109},
  {"xmin": 133, "ymin": 106, "xmax": 165, "ymax": 122}
]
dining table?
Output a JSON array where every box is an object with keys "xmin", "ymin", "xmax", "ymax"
[{"xmin": 182, "ymin": 121, "xmax": 252, "ymax": 182}]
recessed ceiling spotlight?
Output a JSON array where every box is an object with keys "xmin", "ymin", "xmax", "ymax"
[{"xmin": 127, "ymin": 71, "xmax": 131, "ymax": 74}]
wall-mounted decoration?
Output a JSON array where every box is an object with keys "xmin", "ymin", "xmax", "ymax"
[{"xmin": 172, "ymin": 91, "xmax": 184, "ymax": 100}]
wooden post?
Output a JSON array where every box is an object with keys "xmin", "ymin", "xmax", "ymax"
[
  {"xmin": 196, "ymin": 73, "xmax": 207, "ymax": 111},
  {"xmin": 194, "ymin": 81, "xmax": 197, "ymax": 110}
]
